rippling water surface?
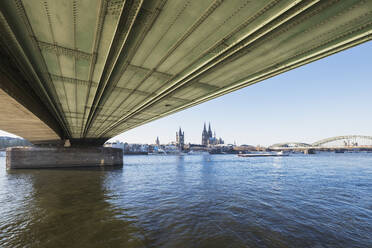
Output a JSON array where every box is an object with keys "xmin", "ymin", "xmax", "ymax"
[{"xmin": 0, "ymin": 153, "xmax": 371, "ymax": 247}]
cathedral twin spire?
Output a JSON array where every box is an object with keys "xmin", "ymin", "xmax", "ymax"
[{"xmin": 202, "ymin": 122, "xmax": 215, "ymax": 146}]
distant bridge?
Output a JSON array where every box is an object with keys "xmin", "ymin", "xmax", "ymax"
[
  {"xmin": 270, "ymin": 135, "xmax": 372, "ymax": 149},
  {"xmin": 312, "ymin": 135, "xmax": 372, "ymax": 147}
]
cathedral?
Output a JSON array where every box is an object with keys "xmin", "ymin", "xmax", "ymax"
[{"xmin": 202, "ymin": 123, "xmax": 224, "ymax": 146}]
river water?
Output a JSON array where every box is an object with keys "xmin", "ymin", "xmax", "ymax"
[{"xmin": 0, "ymin": 153, "xmax": 371, "ymax": 247}]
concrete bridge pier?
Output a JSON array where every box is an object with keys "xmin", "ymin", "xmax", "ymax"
[{"xmin": 6, "ymin": 147, "xmax": 123, "ymax": 169}]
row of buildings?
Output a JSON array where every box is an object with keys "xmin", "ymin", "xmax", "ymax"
[
  {"xmin": 106, "ymin": 122, "xmax": 229, "ymax": 154},
  {"xmin": 105, "ymin": 141, "xmax": 257, "ymax": 155}
]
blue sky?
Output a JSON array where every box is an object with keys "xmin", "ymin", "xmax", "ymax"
[{"xmin": 1, "ymin": 41, "xmax": 371, "ymax": 146}]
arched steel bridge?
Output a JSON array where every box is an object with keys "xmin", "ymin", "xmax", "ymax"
[
  {"xmin": 312, "ymin": 135, "xmax": 372, "ymax": 147},
  {"xmin": 271, "ymin": 135, "xmax": 372, "ymax": 149}
]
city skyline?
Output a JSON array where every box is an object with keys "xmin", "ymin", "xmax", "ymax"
[{"xmin": 1, "ymin": 42, "xmax": 371, "ymax": 146}]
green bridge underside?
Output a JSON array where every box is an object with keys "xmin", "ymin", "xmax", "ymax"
[{"xmin": 0, "ymin": 0, "xmax": 371, "ymax": 144}]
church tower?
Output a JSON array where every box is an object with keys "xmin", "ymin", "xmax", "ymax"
[{"xmin": 176, "ymin": 127, "xmax": 185, "ymax": 150}]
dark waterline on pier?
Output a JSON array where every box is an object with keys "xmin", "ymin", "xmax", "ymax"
[{"xmin": 0, "ymin": 153, "xmax": 371, "ymax": 247}]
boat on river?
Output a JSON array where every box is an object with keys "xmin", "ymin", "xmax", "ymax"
[{"xmin": 238, "ymin": 151, "xmax": 288, "ymax": 157}]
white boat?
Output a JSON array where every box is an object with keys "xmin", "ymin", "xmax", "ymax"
[
  {"xmin": 238, "ymin": 151, "xmax": 288, "ymax": 157},
  {"xmin": 148, "ymin": 149, "xmax": 167, "ymax": 155}
]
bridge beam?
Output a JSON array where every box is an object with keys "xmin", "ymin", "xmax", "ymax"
[{"xmin": 6, "ymin": 146, "xmax": 123, "ymax": 169}]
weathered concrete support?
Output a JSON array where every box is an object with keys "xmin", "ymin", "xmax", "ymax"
[{"xmin": 6, "ymin": 147, "xmax": 123, "ymax": 169}]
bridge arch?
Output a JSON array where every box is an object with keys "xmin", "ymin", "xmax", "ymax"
[
  {"xmin": 269, "ymin": 142, "xmax": 312, "ymax": 148},
  {"xmin": 312, "ymin": 135, "xmax": 372, "ymax": 147}
]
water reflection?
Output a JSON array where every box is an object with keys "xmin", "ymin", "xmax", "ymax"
[
  {"xmin": 1, "ymin": 168, "xmax": 147, "ymax": 248},
  {"xmin": 0, "ymin": 154, "xmax": 371, "ymax": 247}
]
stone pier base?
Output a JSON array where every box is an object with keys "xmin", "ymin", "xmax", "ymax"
[{"xmin": 6, "ymin": 147, "xmax": 123, "ymax": 169}]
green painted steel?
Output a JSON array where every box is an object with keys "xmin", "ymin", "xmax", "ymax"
[{"xmin": 0, "ymin": 0, "xmax": 371, "ymax": 144}]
